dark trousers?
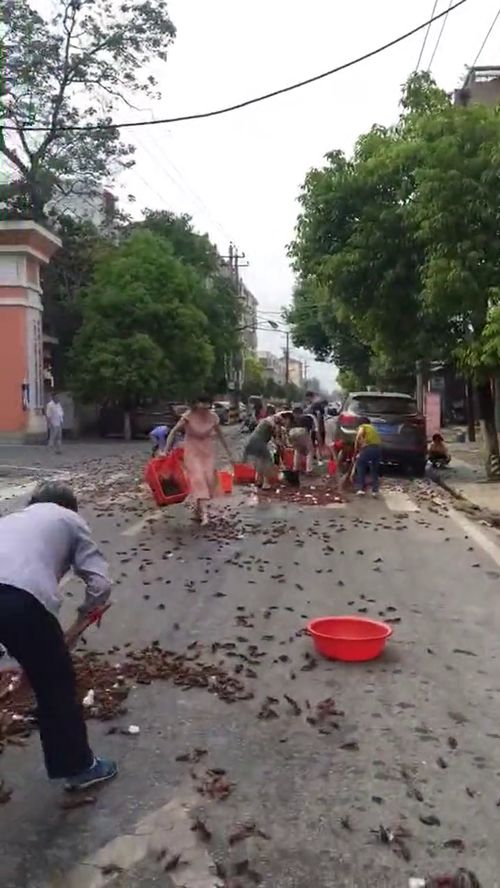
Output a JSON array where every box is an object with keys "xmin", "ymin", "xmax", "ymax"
[
  {"xmin": 356, "ymin": 444, "xmax": 382, "ymax": 493},
  {"xmin": 0, "ymin": 585, "xmax": 93, "ymax": 778}
]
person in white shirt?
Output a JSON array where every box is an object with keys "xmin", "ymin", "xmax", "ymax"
[
  {"xmin": 46, "ymin": 394, "xmax": 64, "ymax": 454},
  {"xmin": 0, "ymin": 481, "xmax": 117, "ymax": 792}
]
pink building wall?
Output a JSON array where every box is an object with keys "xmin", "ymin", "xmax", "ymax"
[{"xmin": 0, "ymin": 221, "xmax": 61, "ymax": 442}]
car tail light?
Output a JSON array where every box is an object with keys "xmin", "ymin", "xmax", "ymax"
[{"xmin": 339, "ymin": 412, "xmax": 358, "ymax": 427}]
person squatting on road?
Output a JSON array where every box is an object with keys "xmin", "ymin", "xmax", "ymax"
[
  {"xmin": 354, "ymin": 417, "xmax": 382, "ymax": 497},
  {"xmin": 0, "ymin": 481, "xmax": 116, "ymax": 791},
  {"xmin": 166, "ymin": 395, "xmax": 232, "ymax": 526},
  {"xmin": 428, "ymin": 433, "xmax": 451, "ymax": 469}
]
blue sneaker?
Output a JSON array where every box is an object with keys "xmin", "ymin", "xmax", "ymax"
[{"xmin": 65, "ymin": 757, "xmax": 118, "ymax": 792}]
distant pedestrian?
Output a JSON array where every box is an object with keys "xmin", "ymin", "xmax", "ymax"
[
  {"xmin": 46, "ymin": 394, "xmax": 64, "ymax": 454},
  {"xmin": 354, "ymin": 417, "xmax": 382, "ymax": 497}
]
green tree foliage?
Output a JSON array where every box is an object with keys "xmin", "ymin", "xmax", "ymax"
[
  {"xmin": 137, "ymin": 211, "xmax": 241, "ymax": 392},
  {"xmin": 1, "ymin": 0, "xmax": 175, "ymax": 218},
  {"xmin": 242, "ymin": 354, "xmax": 265, "ymax": 399},
  {"xmin": 71, "ymin": 230, "xmax": 214, "ymax": 435},
  {"xmin": 42, "ymin": 216, "xmax": 111, "ymax": 385},
  {"xmin": 289, "ymin": 72, "xmax": 500, "ymax": 475}
]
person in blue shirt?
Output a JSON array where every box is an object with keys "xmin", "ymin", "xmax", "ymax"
[{"xmin": 150, "ymin": 424, "xmax": 169, "ymax": 456}]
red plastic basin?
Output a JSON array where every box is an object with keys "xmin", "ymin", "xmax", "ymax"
[{"xmin": 307, "ymin": 616, "xmax": 393, "ymax": 662}]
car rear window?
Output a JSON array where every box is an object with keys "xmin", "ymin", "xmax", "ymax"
[{"xmin": 351, "ymin": 397, "xmax": 417, "ymax": 416}]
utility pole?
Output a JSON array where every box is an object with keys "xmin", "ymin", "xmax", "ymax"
[
  {"xmin": 284, "ymin": 331, "xmax": 290, "ymax": 386},
  {"xmin": 223, "ymin": 243, "xmax": 248, "ymax": 423}
]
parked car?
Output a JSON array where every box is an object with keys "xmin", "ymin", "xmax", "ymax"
[
  {"xmin": 98, "ymin": 402, "xmax": 188, "ymax": 438},
  {"xmin": 335, "ymin": 391, "xmax": 427, "ymax": 476}
]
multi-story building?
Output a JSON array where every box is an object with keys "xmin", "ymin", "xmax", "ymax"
[
  {"xmin": 48, "ymin": 185, "xmax": 117, "ymax": 228},
  {"xmin": 454, "ymin": 66, "xmax": 500, "ymax": 107},
  {"xmin": 258, "ymin": 351, "xmax": 285, "ymax": 386},
  {"xmin": 286, "ymin": 356, "xmax": 304, "ymax": 388},
  {"xmin": 239, "ymin": 282, "xmax": 258, "ymax": 354}
]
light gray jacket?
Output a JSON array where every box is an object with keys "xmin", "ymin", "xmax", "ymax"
[{"xmin": 0, "ymin": 502, "xmax": 111, "ymax": 616}]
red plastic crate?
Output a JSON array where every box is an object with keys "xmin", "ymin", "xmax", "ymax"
[{"xmin": 144, "ymin": 453, "xmax": 189, "ymax": 506}]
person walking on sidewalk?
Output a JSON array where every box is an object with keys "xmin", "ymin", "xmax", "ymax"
[
  {"xmin": 0, "ymin": 481, "xmax": 117, "ymax": 792},
  {"xmin": 354, "ymin": 418, "xmax": 382, "ymax": 497},
  {"xmin": 46, "ymin": 394, "xmax": 64, "ymax": 454}
]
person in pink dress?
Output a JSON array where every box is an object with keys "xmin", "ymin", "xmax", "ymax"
[{"xmin": 166, "ymin": 395, "xmax": 232, "ymax": 526}]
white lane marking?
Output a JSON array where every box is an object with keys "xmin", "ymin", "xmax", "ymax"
[
  {"xmin": 122, "ymin": 510, "xmax": 162, "ymax": 537},
  {"xmin": 450, "ymin": 508, "xmax": 500, "ymax": 570},
  {"xmin": 51, "ymin": 792, "xmax": 220, "ymax": 888},
  {"xmin": 381, "ymin": 489, "xmax": 420, "ymax": 513}
]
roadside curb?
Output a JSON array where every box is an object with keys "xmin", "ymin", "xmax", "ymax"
[
  {"xmin": 430, "ymin": 467, "xmax": 500, "ymax": 527},
  {"xmin": 429, "ymin": 468, "xmax": 466, "ymax": 502}
]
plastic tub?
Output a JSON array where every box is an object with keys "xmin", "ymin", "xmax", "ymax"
[
  {"xmin": 218, "ymin": 470, "xmax": 233, "ymax": 494},
  {"xmin": 233, "ymin": 462, "xmax": 256, "ymax": 484},
  {"xmin": 307, "ymin": 616, "xmax": 393, "ymax": 662}
]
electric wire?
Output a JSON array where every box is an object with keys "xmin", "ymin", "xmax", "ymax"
[
  {"xmin": 427, "ymin": 0, "xmax": 453, "ymax": 70},
  {"xmin": 415, "ymin": 0, "xmax": 440, "ymax": 70},
  {"xmin": 472, "ymin": 5, "xmax": 500, "ymax": 66},
  {"xmin": 2, "ymin": 1, "xmax": 467, "ymax": 133}
]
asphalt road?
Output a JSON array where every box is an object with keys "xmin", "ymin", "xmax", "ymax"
[{"xmin": 1, "ymin": 440, "xmax": 500, "ymax": 887}]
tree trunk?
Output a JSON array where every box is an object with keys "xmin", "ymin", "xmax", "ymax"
[
  {"xmin": 466, "ymin": 378, "xmax": 476, "ymax": 443},
  {"xmin": 123, "ymin": 411, "xmax": 132, "ymax": 442},
  {"xmin": 476, "ymin": 380, "xmax": 500, "ymax": 480},
  {"xmin": 495, "ymin": 375, "xmax": 500, "ymax": 435}
]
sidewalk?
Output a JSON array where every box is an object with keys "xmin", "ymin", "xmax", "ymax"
[{"xmin": 434, "ymin": 439, "xmax": 500, "ymax": 517}]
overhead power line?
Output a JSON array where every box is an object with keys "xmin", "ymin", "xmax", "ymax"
[
  {"xmin": 472, "ymin": 5, "xmax": 500, "ymax": 67},
  {"xmin": 3, "ymin": 0, "xmax": 467, "ymax": 134},
  {"xmin": 427, "ymin": 0, "xmax": 453, "ymax": 70},
  {"xmin": 415, "ymin": 0, "xmax": 440, "ymax": 70}
]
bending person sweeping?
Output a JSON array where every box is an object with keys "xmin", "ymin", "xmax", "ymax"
[
  {"xmin": 0, "ymin": 481, "xmax": 116, "ymax": 791},
  {"xmin": 354, "ymin": 417, "xmax": 382, "ymax": 497}
]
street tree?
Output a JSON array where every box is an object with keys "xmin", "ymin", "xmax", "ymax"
[
  {"xmin": 138, "ymin": 211, "xmax": 241, "ymax": 392},
  {"xmin": 289, "ymin": 72, "xmax": 500, "ymax": 476},
  {"xmin": 42, "ymin": 215, "xmax": 111, "ymax": 386},
  {"xmin": 405, "ymin": 95, "xmax": 500, "ymax": 477},
  {"xmin": 242, "ymin": 355, "xmax": 265, "ymax": 399},
  {"xmin": 71, "ymin": 230, "xmax": 213, "ymax": 437},
  {"xmin": 1, "ymin": 0, "xmax": 175, "ymax": 218}
]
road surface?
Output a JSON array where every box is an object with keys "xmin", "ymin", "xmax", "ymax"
[{"xmin": 0, "ymin": 440, "xmax": 499, "ymax": 887}]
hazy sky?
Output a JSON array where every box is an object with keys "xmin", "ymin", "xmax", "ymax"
[{"xmin": 37, "ymin": 0, "xmax": 500, "ymax": 389}]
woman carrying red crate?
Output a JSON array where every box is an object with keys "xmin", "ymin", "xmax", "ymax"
[{"xmin": 166, "ymin": 395, "xmax": 232, "ymax": 526}]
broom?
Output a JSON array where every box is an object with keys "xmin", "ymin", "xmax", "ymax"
[
  {"xmin": 341, "ymin": 453, "xmax": 358, "ymax": 491},
  {"xmin": 0, "ymin": 603, "xmax": 111, "ymax": 704}
]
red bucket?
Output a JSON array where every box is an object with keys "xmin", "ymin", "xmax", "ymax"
[
  {"xmin": 217, "ymin": 470, "xmax": 233, "ymax": 494},
  {"xmin": 233, "ymin": 462, "xmax": 256, "ymax": 484}
]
